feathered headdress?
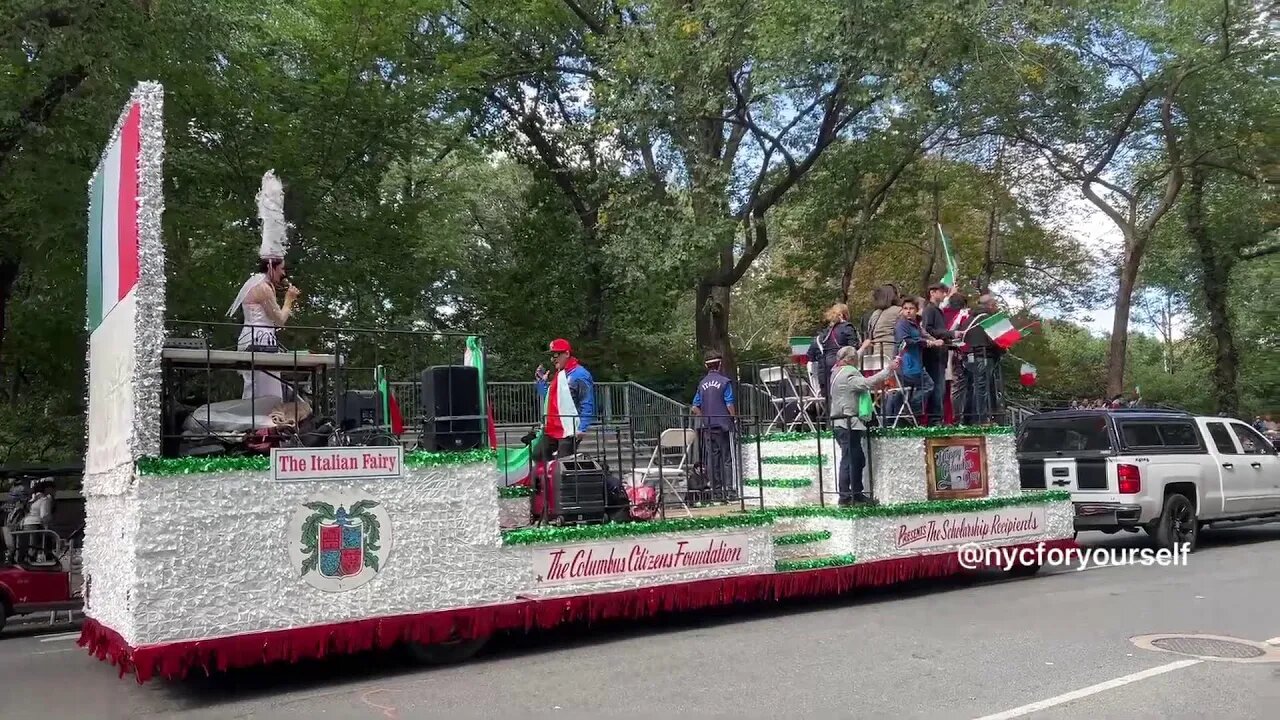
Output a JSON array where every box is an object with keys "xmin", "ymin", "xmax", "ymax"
[
  {"xmin": 228, "ymin": 170, "xmax": 288, "ymax": 317},
  {"xmin": 256, "ymin": 170, "xmax": 287, "ymax": 259}
]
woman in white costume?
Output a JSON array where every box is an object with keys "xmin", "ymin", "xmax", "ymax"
[{"xmin": 226, "ymin": 171, "xmax": 302, "ymax": 400}]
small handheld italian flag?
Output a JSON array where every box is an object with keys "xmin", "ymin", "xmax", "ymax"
[
  {"xmin": 977, "ymin": 311, "xmax": 1024, "ymax": 349},
  {"xmin": 1020, "ymin": 362, "xmax": 1037, "ymax": 387},
  {"xmin": 937, "ymin": 223, "xmax": 959, "ymax": 288},
  {"xmin": 789, "ymin": 336, "xmax": 810, "ymax": 365}
]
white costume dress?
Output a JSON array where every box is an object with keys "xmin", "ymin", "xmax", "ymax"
[
  {"xmin": 227, "ymin": 170, "xmax": 291, "ymax": 402},
  {"xmin": 236, "ymin": 283, "xmax": 284, "ymax": 400}
]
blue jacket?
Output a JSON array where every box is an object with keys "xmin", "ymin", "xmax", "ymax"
[
  {"xmin": 693, "ymin": 370, "xmax": 736, "ymax": 430},
  {"xmin": 536, "ymin": 363, "xmax": 595, "ymax": 434},
  {"xmin": 894, "ymin": 317, "xmax": 926, "ymax": 378}
]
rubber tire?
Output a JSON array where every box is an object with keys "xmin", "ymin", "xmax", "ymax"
[
  {"xmin": 1153, "ymin": 493, "xmax": 1198, "ymax": 553},
  {"xmin": 1006, "ymin": 562, "xmax": 1042, "ymax": 578},
  {"xmin": 405, "ymin": 637, "xmax": 488, "ymax": 665}
]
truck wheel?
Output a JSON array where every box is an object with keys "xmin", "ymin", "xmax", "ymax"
[
  {"xmin": 405, "ymin": 636, "xmax": 488, "ymax": 665},
  {"xmin": 1153, "ymin": 494, "xmax": 1198, "ymax": 553}
]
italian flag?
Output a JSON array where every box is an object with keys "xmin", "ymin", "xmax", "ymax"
[
  {"xmin": 463, "ymin": 336, "xmax": 498, "ymax": 448},
  {"xmin": 497, "ymin": 444, "xmax": 535, "ymax": 485},
  {"xmin": 374, "ymin": 366, "xmax": 405, "ymax": 435},
  {"xmin": 789, "ymin": 336, "xmax": 810, "ymax": 364},
  {"xmin": 543, "ymin": 366, "xmax": 580, "ymax": 439},
  {"xmin": 1020, "ymin": 363, "xmax": 1037, "ymax": 387},
  {"xmin": 937, "ymin": 223, "xmax": 959, "ymax": 288},
  {"xmin": 86, "ymin": 102, "xmax": 142, "ymax": 334},
  {"xmin": 977, "ymin": 311, "xmax": 1024, "ymax": 349}
]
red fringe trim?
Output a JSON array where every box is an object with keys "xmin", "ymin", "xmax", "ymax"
[{"xmin": 79, "ymin": 538, "xmax": 1074, "ymax": 683}]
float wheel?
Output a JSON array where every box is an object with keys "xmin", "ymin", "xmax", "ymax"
[
  {"xmin": 405, "ymin": 636, "xmax": 489, "ymax": 665},
  {"xmin": 1005, "ymin": 562, "xmax": 1042, "ymax": 578}
]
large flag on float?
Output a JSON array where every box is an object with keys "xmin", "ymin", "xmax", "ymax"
[
  {"xmin": 463, "ymin": 336, "xmax": 499, "ymax": 448},
  {"xmin": 87, "ymin": 103, "xmax": 142, "ymax": 332},
  {"xmin": 374, "ymin": 366, "xmax": 405, "ymax": 435}
]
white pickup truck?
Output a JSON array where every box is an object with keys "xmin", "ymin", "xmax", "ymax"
[{"xmin": 1016, "ymin": 409, "xmax": 1280, "ymax": 551}]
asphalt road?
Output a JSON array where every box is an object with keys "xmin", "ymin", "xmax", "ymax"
[{"xmin": 2, "ymin": 524, "xmax": 1277, "ymax": 719}]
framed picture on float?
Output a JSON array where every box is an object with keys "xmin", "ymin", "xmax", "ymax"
[{"xmin": 925, "ymin": 436, "xmax": 989, "ymax": 500}]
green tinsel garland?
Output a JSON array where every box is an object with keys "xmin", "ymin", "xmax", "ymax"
[
  {"xmin": 759, "ymin": 455, "xmax": 825, "ymax": 466},
  {"xmin": 497, "ymin": 485, "xmax": 535, "ymax": 499},
  {"xmin": 760, "ymin": 491, "xmax": 1069, "ymax": 521},
  {"xmin": 499, "ymin": 491, "xmax": 1067, "ymax": 546},
  {"xmin": 745, "ymin": 477, "xmax": 813, "ymax": 489},
  {"xmin": 745, "ymin": 425, "xmax": 1013, "ymax": 444},
  {"xmin": 743, "ymin": 431, "xmax": 832, "ymax": 443},
  {"xmin": 501, "ymin": 513, "xmax": 772, "ymax": 546},
  {"xmin": 773, "ymin": 531, "xmax": 832, "ymax": 546},
  {"xmin": 869, "ymin": 425, "xmax": 1013, "ymax": 439},
  {"xmin": 136, "ymin": 448, "xmax": 498, "ymax": 476},
  {"xmin": 775, "ymin": 554, "xmax": 856, "ymax": 572}
]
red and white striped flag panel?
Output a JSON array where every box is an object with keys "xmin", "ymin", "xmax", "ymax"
[{"xmin": 86, "ymin": 102, "xmax": 142, "ymax": 334}]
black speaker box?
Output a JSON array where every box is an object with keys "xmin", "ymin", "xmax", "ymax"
[
  {"xmin": 550, "ymin": 455, "xmax": 608, "ymax": 521},
  {"xmin": 420, "ymin": 365, "xmax": 484, "ymax": 451},
  {"xmin": 340, "ymin": 390, "xmax": 381, "ymax": 430}
]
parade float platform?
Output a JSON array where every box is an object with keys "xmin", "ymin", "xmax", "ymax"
[
  {"xmin": 79, "ymin": 430, "xmax": 1073, "ymax": 682},
  {"xmin": 75, "ymin": 84, "xmax": 1074, "ymax": 682}
]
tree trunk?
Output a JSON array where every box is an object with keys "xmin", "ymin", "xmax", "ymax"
[
  {"xmin": 0, "ymin": 257, "xmax": 18, "ymax": 374},
  {"xmin": 921, "ymin": 182, "xmax": 940, "ymax": 292},
  {"xmin": 981, "ymin": 205, "xmax": 998, "ymax": 289},
  {"xmin": 695, "ymin": 280, "xmax": 733, "ymax": 374},
  {"xmin": 1106, "ymin": 241, "xmax": 1141, "ymax": 397},
  {"xmin": 1185, "ymin": 165, "xmax": 1238, "ymax": 415},
  {"xmin": 838, "ymin": 229, "xmax": 864, "ymax": 303}
]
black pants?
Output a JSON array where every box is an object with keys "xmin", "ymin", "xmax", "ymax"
[
  {"xmin": 700, "ymin": 428, "xmax": 732, "ymax": 491},
  {"xmin": 834, "ymin": 427, "xmax": 866, "ymax": 502},
  {"xmin": 924, "ymin": 353, "xmax": 947, "ymax": 426},
  {"xmin": 532, "ymin": 435, "xmax": 579, "ymax": 463},
  {"xmin": 964, "ymin": 356, "xmax": 998, "ymax": 424}
]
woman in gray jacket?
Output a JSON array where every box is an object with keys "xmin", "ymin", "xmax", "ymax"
[{"xmin": 829, "ymin": 347, "xmax": 899, "ymax": 505}]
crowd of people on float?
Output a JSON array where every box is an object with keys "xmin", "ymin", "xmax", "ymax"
[
  {"xmin": 807, "ymin": 282, "xmax": 1006, "ymax": 430},
  {"xmin": 797, "ymin": 283, "xmax": 1009, "ymax": 505}
]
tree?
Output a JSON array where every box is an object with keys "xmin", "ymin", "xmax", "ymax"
[
  {"xmin": 436, "ymin": 0, "xmax": 975, "ymax": 370},
  {"xmin": 974, "ymin": 0, "xmax": 1268, "ymax": 395}
]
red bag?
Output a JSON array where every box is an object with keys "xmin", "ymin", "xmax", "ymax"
[{"xmin": 627, "ymin": 485, "xmax": 658, "ymax": 520}]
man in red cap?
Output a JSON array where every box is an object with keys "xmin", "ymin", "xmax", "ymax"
[{"xmin": 533, "ymin": 338, "xmax": 595, "ymax": 460}]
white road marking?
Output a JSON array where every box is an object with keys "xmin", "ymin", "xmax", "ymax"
[
  {"xmin": 31, "ymin": 648, "xmax": 77, "ymax": 656},
  {"xmin": 38, "ymin": 632, "xmax": 81, "ymax": 643},
  {"xmin": 972, "ymin": 659, "xmax": 1202, "ymax": 720}
]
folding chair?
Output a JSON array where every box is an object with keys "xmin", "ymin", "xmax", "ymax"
[
  {"xmin": 801, "ymin": 361, "xmax": 827, "ymax": 425},
  {"xmin": 629, "ymin": 428, "xmax": 696, "ymax": 517},
  {"xmin": 759, "ymin": 366, "xmax": 815, "ymax": 434},
  {"xmin": 882, "ymin": 366, "xmax": 919, "ymax": 428}
]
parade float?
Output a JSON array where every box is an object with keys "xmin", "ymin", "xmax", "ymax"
[{"xmin": 76, "ymin": 85, "xmax": 1075, "ymax": 682}]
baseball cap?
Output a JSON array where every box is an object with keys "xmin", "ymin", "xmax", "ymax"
[
  {"xmin": 548, "ymin": 338, "xmax": 572, "ymax": 354},
  {"xmin": 703, "ymin": 350, "xmax": 723, "ymax": 365}
]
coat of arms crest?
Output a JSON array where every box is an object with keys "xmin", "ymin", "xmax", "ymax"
[{"xmin": 298, "ymin": 500, "xmax": 382, "ymax": 579}]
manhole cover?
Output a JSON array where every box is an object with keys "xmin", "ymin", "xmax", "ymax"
[{"xmin": 1149, "ymin": 636, "xmax": 1266, "ymax": 659}]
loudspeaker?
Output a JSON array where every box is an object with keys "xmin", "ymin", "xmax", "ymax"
[
  {"xmin": 340, "ymin": 390, "xmax": 381, "ymax": 430},
  {"xmin": 550, "ymin": 454, "xmax": 608, "ymax": 522},
  {"xmin": 420, "ymin": 365, "xmax": 484, "ymax": 451}
]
